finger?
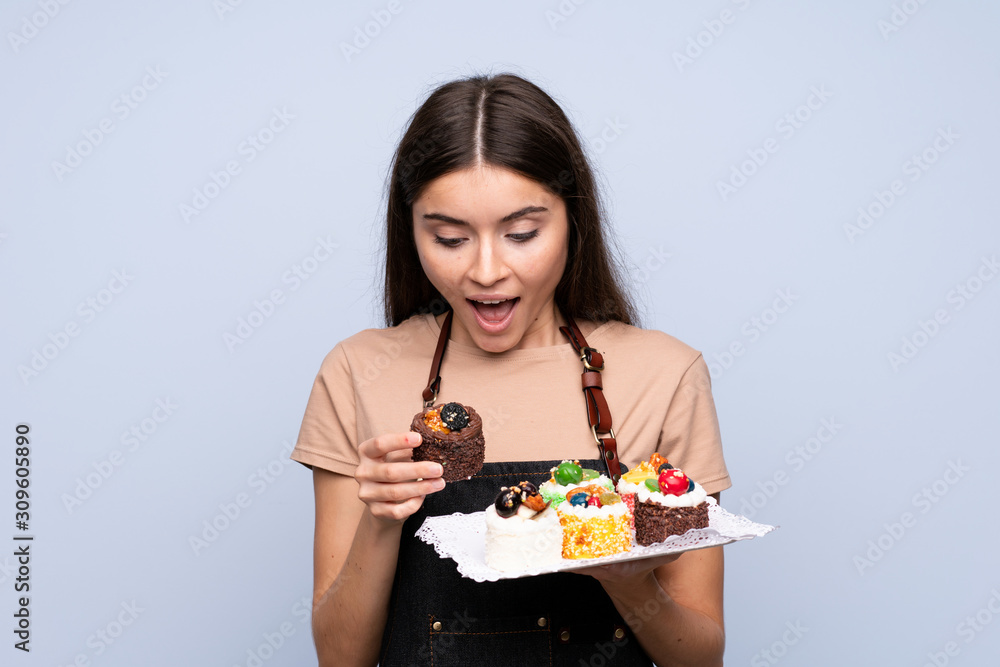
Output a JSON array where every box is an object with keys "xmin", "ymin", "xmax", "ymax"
[
  {"xmin": 360, "ymin": 432, "xmax": 421, "ymax": 460},
  {"xmin": 563, "ymin": 563, "xmax": 608, "ymax": 576},
  {"xmin": 567, "ymin": 553, "xmax": 681, "ymax": 578},
  {"xmin": 359, "ymin": 477, "xmax": 446, "ymax": 505},
  {"xmin": 369, "ymin": 495, "xmax": 428, "ymax": 523},
  {"xmin": 384, "ymin": 447, "xmax": 414, "ymax": 464},
  {"xmin": 361, "ymin": 460, "xmax": 444, "ymax": 484}
]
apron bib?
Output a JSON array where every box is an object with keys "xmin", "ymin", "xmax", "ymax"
[
  {"xmin": 378, "ymin": 459, "xmax": 652, "ymax": 666},
  {"xmin": 379, "ymin": 311, "xmax": 650, "ymax": 665}
]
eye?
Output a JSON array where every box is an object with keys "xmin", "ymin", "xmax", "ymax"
[
  {"xmin": 507, "ymin": 230, "xmax": 539, "ymax": 243},
  {"xmin": 433, "ymin": 235, "xmax": 463, "ymax": 247}
]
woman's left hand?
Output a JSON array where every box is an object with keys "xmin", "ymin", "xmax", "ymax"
[{"xmin": 568, "ymin": 552, "xmax": 680, "ymax": 590}]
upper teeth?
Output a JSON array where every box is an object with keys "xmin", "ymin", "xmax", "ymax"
[{"xmin": 477, "ymin": 299, "xmax": 503, "ymax": 304}]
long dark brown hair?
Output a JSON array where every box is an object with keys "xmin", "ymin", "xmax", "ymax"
[{"xmin": 383, "ymin": 73, "xmax": 637, "ymax": 327}]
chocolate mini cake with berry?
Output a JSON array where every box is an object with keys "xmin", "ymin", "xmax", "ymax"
[
  {"xmin": 618, "ymin": 455, "xmax": 709, "ymax": 546},
  {"xmin": 410, "ymin": 402, "xmax": 485, "ymax": 482},
  {"xmin": 484, "ymin": 481, "xmax": 562, "ymax": 572}
]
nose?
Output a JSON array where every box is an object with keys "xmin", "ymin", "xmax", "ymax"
[{"xmin": 467, "ymin": 238, "xmax": 507, "ymax": 287}]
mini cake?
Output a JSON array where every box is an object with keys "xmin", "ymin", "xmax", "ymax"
[
  {"xmin": 484, "ymin": 481, "xmax": 563, "ymax": 572},
  {"xmin": 555, "ymin": 484, "xmax": 633, "ymax": 559},
  {"xmin": 410, "ymin": 402, "xmax": 485, "ymax": 482},
  {"xmin": 618, "ymin": 455, "xmax": 709, "ymax": 546},
  {"xmin": 617, "ymin": 453, "xmax": 672, "ymax": 528},
  {"xmin": 541, "ymin": 461, "xmax": 632, "ymax": 559},
  {"xmin": 539, "ymin": 460, "xmax": 614, "ymax": 508}
]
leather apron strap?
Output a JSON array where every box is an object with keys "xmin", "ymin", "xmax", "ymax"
[
  {"xmin": 420, "ymin": 309, "xmax": 622, "ymax": 485},
  {"xmin": 422, "ymin": 309, "xmax": 453, "ymax": 408},
  {"xmin": 559, "ymin": 314, "xmax": 622, "ymax": 486}
]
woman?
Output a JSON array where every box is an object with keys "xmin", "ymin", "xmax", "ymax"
[{"xmin": 292, "ymin": 73, "xmax": 730, "ymax": 666}]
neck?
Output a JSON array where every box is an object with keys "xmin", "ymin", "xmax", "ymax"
[{"xmin": 516, "ymin": 303, "xmax": 566, "ymax": 349}]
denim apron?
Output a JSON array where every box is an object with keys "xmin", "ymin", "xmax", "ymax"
[{"xmin": 377, "ymin": 458, "xmax": 653, "ymax": 666}]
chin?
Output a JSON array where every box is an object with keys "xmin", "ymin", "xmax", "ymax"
[
  {"xmin": 469, "ymin": 330, "xmax": 522, "ymax": 354},
  {"xmin": 473, "ymin": 337, "xmax": 516, "ymax": 354}
]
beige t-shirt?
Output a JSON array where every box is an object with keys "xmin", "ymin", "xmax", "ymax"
[{"xmin": 292, "ymin": 314, "xmax": 731, "ymax": 495}]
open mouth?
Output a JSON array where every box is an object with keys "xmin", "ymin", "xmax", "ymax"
[{"xmin": 467, "ymin": 297, "xmax": 519, "ymax": 332}]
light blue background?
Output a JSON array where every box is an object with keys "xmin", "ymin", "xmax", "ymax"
[{"xmin": 2, "ymin": 1, "xmax": 999, "ymax": 665}]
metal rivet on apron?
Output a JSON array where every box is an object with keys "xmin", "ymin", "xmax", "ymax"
[
  {"xmin": 432, "ymin": 621, "xmax": 442, "ymax": 631},
  {"xmin": 537, "ymin": 617, "xmax": 547, "ymax": 628},
  {"xmin": 614, "ymin": 626, "xmax": 626, "ymax": 640},
  {"xmin": 559, "ymin": 629, "xmax": 570, "ymax": 642}
]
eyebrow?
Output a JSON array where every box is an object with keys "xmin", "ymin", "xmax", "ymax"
[{"xmin": 422, "ymin": 205, "xmax": 548, "ymax": 225}]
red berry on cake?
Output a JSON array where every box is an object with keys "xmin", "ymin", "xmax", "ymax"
[
  {"xmin": 659, "ymin": 469, "xmax": 690, "ymax": 496},
  {"xmin": 620, "ymin": 454, "xmax": 710, "ymax": 546}
]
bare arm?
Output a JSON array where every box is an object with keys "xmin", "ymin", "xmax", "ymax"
[
  {"xmin": 311, "ymin": 432, "xmax": 445, "ymax": 667},
  {"xmin": 579, "ymin": 492, "xmax": 726, "ymax": 666}
]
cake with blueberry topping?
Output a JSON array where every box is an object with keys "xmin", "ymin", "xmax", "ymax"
[
  {"xmin": 484, "ymin": 481, "xmax": 563, "ymax": 572},
  {"xmin": 618, "ymin": 455, "xmax": 709, "ymax": 546},
  {"xmin": 541, "ymin": 461, "xmax": 632, "ymax": 559},
  {"xmin": 538, "ymin": 460, "xmax": 614, "ymax": 508},
  {"xmin": 410, "ymin": 402, "xmax": 484, "ymax": 482}
]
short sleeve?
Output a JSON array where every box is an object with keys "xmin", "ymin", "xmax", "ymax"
[
  {"xmin": 290, "ymin": 343, "xmax": 360, "ymax": 476},
  {"xmin": 658, "ymin": 354, "xmax": 731, "ymax": 496}
]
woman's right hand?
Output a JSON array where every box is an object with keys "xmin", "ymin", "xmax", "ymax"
[
  {"xmin": 355, "ymin": 432, "xmax": 446, "ymax": 523},
  {"xmin": 311, "ymin": 435, "xmax": 445, "ymax": 666}
]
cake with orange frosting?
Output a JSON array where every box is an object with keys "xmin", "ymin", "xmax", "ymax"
[
  {"xmin": 410, "ymin": 402, "xmax": 484, "ymax": 482},
  {"xmin": 542, "ymin": 461, "xmax": 632, "ymax": 559}
]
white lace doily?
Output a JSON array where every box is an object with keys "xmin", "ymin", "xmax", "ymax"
[{"xmin": 415, "ymin": 503, "xmax": 777, "ymax": 582}]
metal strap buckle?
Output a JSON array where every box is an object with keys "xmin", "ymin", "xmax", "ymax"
[
  {"xmin": 423, "ymin": 379, "xmax": 440, "ymax": 409},
  {"xmin": 590, "ymin": 424, "xmax": 616, "ymax": 446},
  {"xmin": 579, "ymin": 347, "xmax": 604, "ymax": 372}
]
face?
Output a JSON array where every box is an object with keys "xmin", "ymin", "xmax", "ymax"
[{"xmin": 412, "ymin": 166, "xmax": 570, "ymax": 353}]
